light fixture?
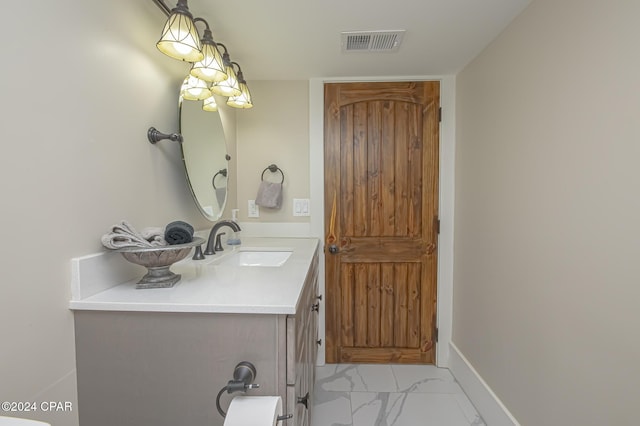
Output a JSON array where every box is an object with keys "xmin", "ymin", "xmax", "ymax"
[
  {"xmin": 226, "ymin": 63, "xmax": 253, "ymax": 109},
  {"xmin": 190, "ymin": 18, "xmax": 227, "ymax": 83},
  {"xmin": 210, "ymin": 44, "xmax": 242, "ymax": 97},
  {"xmin": 202, "ymin": 95, "xmax": 218, "ymax": 112},
  {"xmin": 181, "ymin": 75, "xmax": 212, "ymax": 100},
  {"xmin": 156, "ymin": 0, "xmax": 204, "ymax": 62},
  {"xmin": 153, "ymin": 1, "xmax": 254, "ymax": 108}
]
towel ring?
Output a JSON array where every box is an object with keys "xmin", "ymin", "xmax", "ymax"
[
  {"xmin": 261, "ymin": 164, "xmax": 285, "ymax": 184},
  {"xmin": 212, "ymin": 168, "xmax": 228, "ymax": 189}
]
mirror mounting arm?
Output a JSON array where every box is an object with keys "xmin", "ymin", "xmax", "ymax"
[{"xmin": 148, "ymin": 127, "xmax": 183, "ymax": 144}]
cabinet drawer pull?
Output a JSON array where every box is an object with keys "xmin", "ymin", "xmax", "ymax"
[
  {"xmin": 311, "ymin": 303, "xmax": 320, "ymax": 312},
  {"xmin": 297, "ymin": 392, "xmax": 309, "ymax": 409}
]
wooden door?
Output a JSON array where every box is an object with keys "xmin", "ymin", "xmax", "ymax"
[{"xmin": 324, "ymin": 81, "xmax": 440, "ymax": 364}]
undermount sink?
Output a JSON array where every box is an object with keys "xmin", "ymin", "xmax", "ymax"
[{"xmin": 219, "ymin": 249, "xmax": 293, "ymax": 267}]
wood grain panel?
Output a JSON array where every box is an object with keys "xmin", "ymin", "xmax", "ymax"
[
  {"xmin": 394, "ymin": 263, "xmax": 408, "ymax": 348},
  {"xmin": 408, "ymin": 105, "xmax": 423, "ymax": 237},
  {"xmin": 353, "ymin": 263, "xmax": 368, "ymax": 347},
  {"xmin": 368, "ymin": 102, "xmax": 382, "ymax": 237},
  {"xmin": 407, "ymin": 263, "xmax": 421, "ymax": 348},
  {"xmin": 340, "ymin": 264, "xmax": 354, "ymax": 348},
  {"xmin": 339, "ymin": 347, "xmax": 430, "ymax": 364},
  {"xmin": 380, "ymin": 263, "xmax": 394, "ymax": 347},
  {"xmin": 324, "ymin": 84, "xmax": 341, "ymax": 363},
  {"xmin": 367, "ymin": 264, "xmax": 381, "ymax": 347},
  {"xmin": 394, "ymin": 103, "xmax": 409, "ymax": 237},
  {"xmin": 420, "ymin": 253, "xmax": 437, "ymax": 358},
  {"xmin": 422, "ymin": 88, "xmax": 440, "ymax": 245},
  {"xmin": 339, "ymin": 237, "xmax": 428, "ymax": 262},
  {"xmin": 333, "ymin": 82, "xmax": 429, "ymax": 106},
  {"xmin": 340, "ymin": 105, "xmax": 354, "ymax": 237},
  {"xmin": 353, "ymin": 103, "xmax": 368, "ymax": 237},
  {"xmin": 381, "ymin": 101, "xmax": 396, "ymax": 237},
  {"xmin": 325, "ymin": 81, "xmax": 440, "ymax": 364}
]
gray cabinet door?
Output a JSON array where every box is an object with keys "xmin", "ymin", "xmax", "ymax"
[{"xmin": 286, "ymin": 251, "xmax": 319, "ymax": 425}]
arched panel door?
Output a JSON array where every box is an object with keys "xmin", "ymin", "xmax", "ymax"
[{"xmin": 324, "ymin": 81, "xmax": 440, "ymax": 364}]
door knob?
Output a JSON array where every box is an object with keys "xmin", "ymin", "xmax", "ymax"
[{"xmin": 328, "ymin": 244, "xmax": 339, "ymax": 254}]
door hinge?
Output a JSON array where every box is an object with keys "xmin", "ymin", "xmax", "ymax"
[
  {"xmin": 438, "ymin": 107, "xmax": 442, "ymax": 122},
  {"xmin": 434, "ymin": 327, "xmax": 439, "ymax": 343},
  {"xmin": 435, "ymin": 217, "xmax": 441, "ymax": 234}
]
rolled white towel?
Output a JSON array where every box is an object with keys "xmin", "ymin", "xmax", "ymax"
[{"xmin": 101, "ymin": 221, "xmax": 167, "ymax": 250}]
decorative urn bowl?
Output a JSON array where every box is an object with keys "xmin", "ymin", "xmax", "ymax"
[{"xmin": 116, "ymin": 237, "xmax": 205, "ymax": 289}]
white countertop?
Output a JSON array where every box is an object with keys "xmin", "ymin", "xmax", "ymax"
[{"xmin": 69, "ymin": 237, "xmax": 319, "ymax": 315}]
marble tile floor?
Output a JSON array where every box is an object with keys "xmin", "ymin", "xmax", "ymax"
[{"xmin": 312, "ymin": 364, "xmax": 485, "ymax": 426}]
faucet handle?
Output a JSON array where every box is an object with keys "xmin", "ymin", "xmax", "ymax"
[
  {"xmin": 214, "ymin": 232, "xmax": 226, "ymax": 252},
  {"xmin": 192, "ymin": 244, "xmax": 205, "ymax": 260}
]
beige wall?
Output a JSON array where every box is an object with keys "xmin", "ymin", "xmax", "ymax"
[
  {"xmin": 236, "ymin": 80, "xmax": 310, "ymax": 222},
  {"xmin": 0, "ymin": 1, "xmax": 215, "ymax": 424},
  {"xmin": 454, "ymin": 0, "xmax": 640, "ymax": 424}
]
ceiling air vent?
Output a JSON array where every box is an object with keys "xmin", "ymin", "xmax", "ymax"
[{"xmin": 341, "ymin": 30, "xmax": 405, "ymax": 53}]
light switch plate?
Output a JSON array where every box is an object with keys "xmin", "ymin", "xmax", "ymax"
[{"xmin": 293, "ymin": 198, "xmax": 310, "ymax": 216}]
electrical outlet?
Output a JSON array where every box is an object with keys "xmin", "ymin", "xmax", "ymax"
[{"xmin": 248, "ymin": 200, "xmax": 259, "ymax": 217}]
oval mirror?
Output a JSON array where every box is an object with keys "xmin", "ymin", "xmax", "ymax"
[{"xmin": 179, "ymin": 94, "xmax": 229, "ymax": 221}]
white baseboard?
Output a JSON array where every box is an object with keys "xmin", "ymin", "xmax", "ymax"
[{"xmin": 449, "ymin": 342, "xmax": 520, "ymax": 426}]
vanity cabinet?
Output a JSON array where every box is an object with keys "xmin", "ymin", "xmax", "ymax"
[{"xmin": 73, "ymin": 244, "xmax": 319, "ymax": 426}]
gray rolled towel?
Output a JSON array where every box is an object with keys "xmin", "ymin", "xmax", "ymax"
[{"xmin": 164, "ymin": 221, "xmax": 194, "ymax": 245}]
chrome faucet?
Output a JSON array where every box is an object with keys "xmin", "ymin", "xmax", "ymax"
[{"xmin": 204, "ymin": 220, "xmax": 241, "ymax": 255}]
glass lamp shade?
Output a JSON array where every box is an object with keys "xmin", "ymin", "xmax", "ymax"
[
  {"xmin": 210, "ymin": 65, "xmax": 241, "ymax": 97},
  {"xmin": 190, "ymin": 34, "xmax": 227, "ymax": 82},
  {"xmin": 227, "ymin": 81, "xmax": 253, "ymax": 109},
  {"xmin": 181, "ymin": 75, "xmax": 212, "ymax": 101},
  {"xmin": 202, "ymin": 95, "xmax": 218, "ymax": 111},
  {"xmin": 178, "ymin": 76, "xmax": 188, "ymax": 103},
  {"xmin": 156, "ymin": 2, "xmax": 203, "ymax": 62}
]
